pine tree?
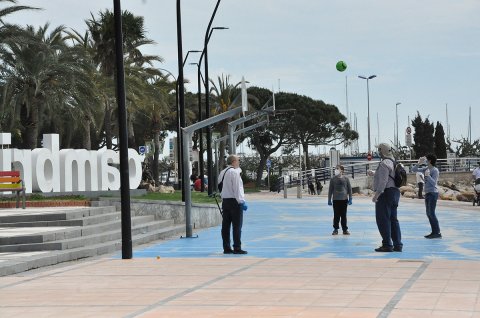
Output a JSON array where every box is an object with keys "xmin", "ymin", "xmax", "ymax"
[
  {"xmin": 434, "ymin": 122, "xmax": 447, "ymax": 159},
  {"xmin": 411, "ymin": 112, "xmax": 434, "ymax": 158}
]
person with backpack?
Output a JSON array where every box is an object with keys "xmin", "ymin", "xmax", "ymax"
[
  {"xmin": 367, "ymin": 143, "xmax": 403, "ymax": 252},
  {"xmin": 218, "ymin": 154, "xmax": 248, "ymax": 254},
  {"xmin": 411, "ymin": 154, "xmax": 442, "ymax": 239},
  {"xmin": 328, "ymin": 165, "xmax": 352, "ymax": 235}
]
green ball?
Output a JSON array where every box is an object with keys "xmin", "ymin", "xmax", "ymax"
[{"xmin": 336, "ymin": 61, "xmax": 347, "ymax": 72}]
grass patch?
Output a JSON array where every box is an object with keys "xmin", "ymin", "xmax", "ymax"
[
  {"xmin": 134, "ymin": 191, "xmax": 217, "ymax": 204},
  {"xmin": 135, "ymin": 187, "xmax": 261, "ymax": 203}
]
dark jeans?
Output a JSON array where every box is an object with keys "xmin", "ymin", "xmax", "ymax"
[
  {"xmin": 333, "ymin": 200, "xmax": 348, "ymax": 231},
  {"xmin": 418, "ymin": 182, "xmax": 424, "ymax": 198},
  {"xmin": 375, "ymin": 187, "xmax": 402, "ymax": 248},
  {"xmin": 221, "ymin": 198, "xmax": 243, "ymax": 250},
  {"xmin": 425, "ymin": 192, "xmax": 441, "ymax": 234}
]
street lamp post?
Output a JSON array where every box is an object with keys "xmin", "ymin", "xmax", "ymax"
[
  {"xmin": 158, "ymin": 68, "xmax": 182, "ymax": 189},
  {"xmin": 190, "ymin": 61, "xmax": 206, "ymax": 191},
  {"xmin": 113, "ymin": 0, "xmax": 132, "ymax": 259},
  {"xmin": 204, "ymin": 0, "xmax": 223, "ymax": 196},
  {"xmin": 395, "ymin": 102, "xmax": 401, "ymax": 149},
  {"xmin": 358, "ymin": 75, "xmax": 377, "ymax": 154}
]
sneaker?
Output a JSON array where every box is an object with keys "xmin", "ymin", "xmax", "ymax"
[
  {"xmin": 343, "ymin": 230, "xmax": 350, "ymax": 235},
  {"xmin": 332, "ymin": 229, "xmax": 338, "ymax": 235},
  {"xmin": 393, "ymin": 246, "xmax": 403, "ymax": 252},
  {"xmin": 375, "ymin": 246, "xmax": 393, "ymax": 252},
  {"xmin": 233, "ymin": 249, "xmax": 248, "ymax": 254},
  {"xmin": 425, "ymin": 233, "xmax": 442, "ymax": 239},
  {"xmin": 223, "ymin": 249, "xmax": 234, "ymax": 254}
]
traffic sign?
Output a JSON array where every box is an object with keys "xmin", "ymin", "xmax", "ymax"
[
  {"xmin": 367, "ymin": 153, "xmax": 372, "ymax": 161},
  {"xmin": 266, "ymin": 159, "xmax": 272, "ymax": 168},
  {"xmin": 138, "ymin": 145, "xmax": 146, "ymax": 155},
  {"xmin": 406, "ymin": 127, "xmax": 412, "ymax": 135}
]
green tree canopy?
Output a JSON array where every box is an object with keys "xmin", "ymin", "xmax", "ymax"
[
  {"xmin": 412, "ymin": 112, "xmax": 434, "ymax": 158},
  {"xmin": 434, "ymin": 121, "xmax": 447, "ymax": 159}
]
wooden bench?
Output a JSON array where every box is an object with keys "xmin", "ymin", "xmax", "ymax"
[{"xmin": 0, "ymin": 171, "xmax": 26, "ymax": 209}]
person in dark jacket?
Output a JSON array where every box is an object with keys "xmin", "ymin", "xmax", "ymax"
[
  {"xmin": 368, "ymin": 143, "xmax": 402, "ymax": 252},
  {"xmin": 328, "ymin": 165, "xmax": 353, "ymax": 235}
]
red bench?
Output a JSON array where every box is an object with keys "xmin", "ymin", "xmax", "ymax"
[{"xmin": 0, "ymin": 171, "xmax": 26, "ymax": 209}]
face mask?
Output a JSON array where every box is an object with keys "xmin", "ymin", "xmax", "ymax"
[{"xmin": 334, "ymin": 169, "xmax": 340, "ymax": 176}]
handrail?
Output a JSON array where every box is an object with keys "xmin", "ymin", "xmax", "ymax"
[{"xmin": 275, "ymin": 157, "xmax": 479, "ymax": 190}]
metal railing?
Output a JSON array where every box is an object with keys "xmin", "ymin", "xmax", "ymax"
[{"xmin": 275, "ymin": 157, "xmax": 479, "ymax": 191}]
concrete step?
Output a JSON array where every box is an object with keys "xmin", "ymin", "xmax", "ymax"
[
  {"xmin": 0, "ymin": 219, "xmax": 175, "ymax": 252},
  {"xmin": 0, "ymin": 215, "xmax": 156, "ymax": 245},
  {"xmin": 0, "ymin": 211, "xmax": 122, "ymax": 227},
  {"xmin": 0, "ymin": 206, "xmax": 117, "ymax": 223},
  {"xmin": 0, "ymin": 224, "xmax": 185, "ymax": 276},
  {"xmin": 90, "ymin": 200, "xmax": 119, "ymax": 209}
]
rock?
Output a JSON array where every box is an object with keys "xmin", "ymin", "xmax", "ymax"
[
  {"xmin": 456, "ymin": 194, "xmax": 468, "ymax": 202},
  {"xmin": 139, "ymin": 182, "xmax": 153, "ymax": 191},
  {"xmin": 460, "ymin": 191, "xmax": 475, "ymax": 201},
  {"xmin": 403, "ymin": 191, "xmax": 417, "ymax": 199},
  {"xmin": 440, "ymin": 193, "xmax": 457, "ymax": 201},
  {"xmin": 157, "ymin": 185, "xmax": 175, "ymax": 194},
  {"xmin": 400, "ymin": 185, "xmax": 415, "ymax": 195}
]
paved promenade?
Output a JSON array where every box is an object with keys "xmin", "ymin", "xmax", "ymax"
[{"xmin": 1, "ymin": 193, "xmax": 480, "ymax": 317}]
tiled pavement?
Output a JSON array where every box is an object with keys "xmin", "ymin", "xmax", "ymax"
[{"xmin": 1, "ymin": 193, "xmax": 480, "ymax": 317}]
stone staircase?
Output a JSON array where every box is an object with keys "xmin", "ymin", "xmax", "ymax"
[{"xmin": 0, "ymin": 202, "xmax": 184, "ymax": 276}]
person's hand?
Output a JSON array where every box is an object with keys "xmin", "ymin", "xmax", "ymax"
[
  {"xmin": 367, "ymin": 170, "xmax": 375, "ymax": 177},
  {"xmin": 372, "ymin": 192, "xmax": 381, "ymax": 203},
  {"xmin": 424, "ymin": 169, "xmax": 430, "ymax": 177},
  {"xmin": 241, "ymin": 202, "xmax": 248, "ymax": 211},
  {"xmin": 328, "ymin": 200, "xmax": 332, "ymax": 206},
  {"xmin": 348, "ymin": 198, "xmax": 352, "ymax": 205}
]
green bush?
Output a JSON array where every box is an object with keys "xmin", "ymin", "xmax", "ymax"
[{"xmin": 264, "ymin": 174, "xmax": 281, "ymax": 192}]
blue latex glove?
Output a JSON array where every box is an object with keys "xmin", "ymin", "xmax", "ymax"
[
  {"xmin": 328, "ymin": 200, "xmax": 332, "ymax": 206},
  {"xmin": 241, "ymin": 202, "xmax": 248, "ymax": 211},
  {"xmin": 348, "ymin": 198, "xmax": 352, "ymax": 205}
]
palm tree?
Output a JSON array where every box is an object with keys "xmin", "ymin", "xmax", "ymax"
[
  {"xmin": 209, "ymin": 74, "xmax": 242, "ymax": 168},
  {"xmin": 0, "ymin": 23, "xmax": 95, "ymax": 148},
  {"xmin": 85, "ymin": 9, "xmax": 160, "ymax": 149},
  {"xmin": 0, "ymin": 0, "xmax": 39, "ymax": 134}
]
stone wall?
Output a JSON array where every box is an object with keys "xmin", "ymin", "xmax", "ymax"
[
  {"xmin": 100, "ymin": 198, "xmax": 222, "ymax": 229},
  {"xmin": 406, "ymin": 171, "xmax": 472, "ymax": 184}
]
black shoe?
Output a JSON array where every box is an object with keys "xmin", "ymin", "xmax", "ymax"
[
  {"xmin": 233, "ymin": 249, "xmax": 248, "ymax": 254},
  {"xmin": 425, "ymin": 233, "xmax": 442, "ymax": 239},
  {"xmin": 393, "ymin": 246, "xmax": 403, "ymax": 252},
  {"xmin": 343, "ymin": 230, "xmax": 350, "ymax": 235},
  {"xmin": 223, "ymin": 249, "xmax": 234, "ymax": 254},
  {"xmin": 375, "ymin": 246, "xmax": 393, "ymax": 252},
  {"xmin": 332, "ymin": 229, "xmax": 338, "ymax": 235}
]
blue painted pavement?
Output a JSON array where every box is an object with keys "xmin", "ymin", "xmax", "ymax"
[{"xmin": 127, "ymin": 195, "xmax": 480, "ymax": 260}]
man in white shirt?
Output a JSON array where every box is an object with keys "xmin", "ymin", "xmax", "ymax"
[{"xmin": 218, "ymin": 154, "xmax": 248, "ymax": 254}]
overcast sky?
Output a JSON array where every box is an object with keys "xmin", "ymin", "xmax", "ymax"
[{"xmin": 10, "ymin": 0, "xmax": 480, "ymax": 154}]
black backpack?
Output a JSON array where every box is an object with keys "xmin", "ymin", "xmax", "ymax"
[
  {"xmin": 218, "ymin": 167, "xmax": 232, "ymax": 192},
  {"xmin": 385, "ymin": 158, "xmax": 407, "ymax": 188}
]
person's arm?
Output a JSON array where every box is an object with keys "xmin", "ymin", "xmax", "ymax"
[
  {"xmin": 346, "ymin": 178, "xmax": 352, "ymax": 200},
  {"xmin": 372, "ymin": 162, "xmax": 390, "ymax": 202},
  {"xmin": 425, "ymin": 168, "xmax": 438, "ymax": 188},
  {"xmin": 232, "ymin": 170, "xmax": 245, "ymax": 204},
  {"xmin": 328, "ymin": 179, "xmax": 333, "ymax": 203}
]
